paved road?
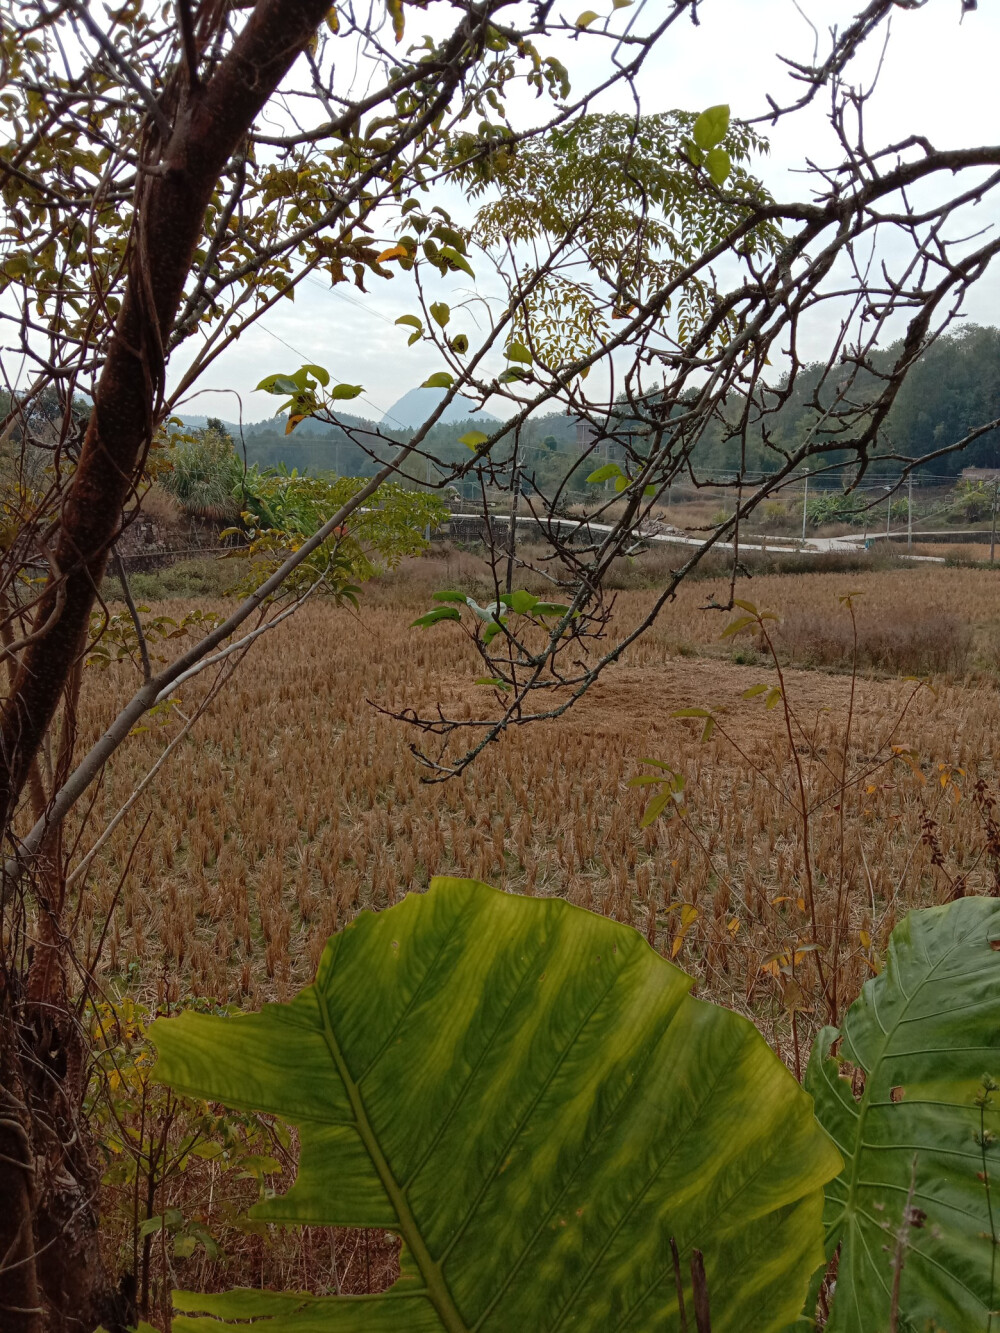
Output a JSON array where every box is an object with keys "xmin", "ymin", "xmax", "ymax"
[{"xmin": 451, "ymin": 513, "xmax": 948, "ymax": 562}]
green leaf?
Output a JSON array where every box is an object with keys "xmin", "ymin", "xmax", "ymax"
[
  {"xmin": 474, "ymin": 677, "xmax": 511, "ymax": 692},
  {"xmin": 764, "ymin": 687, "xmax": 782, "ymax": 710},
  {"xmin": 742, "ymin": 684, "xmax": 769, "ymax": 699},
  {"xmin": 639, "ymin": 788, "xmax": 676, "ymax": 827},
  {"xmin": 701, "ymin": 716, "xmax": 715, "ymax": 743},
  {"xmin": 431, "ymin": 591, "xmax": 471, "ymax": 605},
  {"xmin": 172, "ymin": 1291, "xmax": 318, "ymax": 1320},
  {"xmin": 498, "ymin": 589, "xmax": 538, "ymax": 615},
  {"xmin": 505, "ymin": 340, "xmax": 532, "ymax": 365},
  {"xmin": 422, "ymin": 372, "xmax": 455, "ymax": 389},
  {"xmin": 151, "ymin": 879, "xmax": 839, "ymax": 1333},
  {"xmin": 430, "ymin": 301, "xmax": 450, "ymax": 328},
  {"xmin": 300, "ymin": 363, "xmax": 331, "ymax": 387},
  {"xmin": 585, "ymin": 463, "xmax": 622, "ymax": 484},
  {"xmin": 532, "ymin": 602, "xmax": 570, "ymax": 618},
  {"xmin": 614, "ymin": 475, "xmax": 628, "ymax": 493},
  {"xmin": 458, "ymin": 431, "xmax": 489, "ymax": 450},
  {"xmin": 807, "ymin": 896, "xmax": 1000, "ymax": 1333},
  {"xmin": 450, "ymin": 334, "xmax": 469, "ymax": 356},
  {"xmin": 705, "ymin": 148, "xmax": 731, "ymax": 185},
  {"xmin": 396, "ymin": 315, "xmax": 423, "ymax": 346},
  {"xmin": 410, "ymin": 607, "xmax": 462, "ymax": 628},
  {"xmin": 481, "ymin": 617, "xmax": 508, "ymax": 646},
  {"xmin": 439, "ymin": 245, "xmax": 475, "ymax": 279},
  {"xmin": 255, "ymin": 374, "xmax": 300, "ymax": 395},
  {"xmin": 331, "ymin": 383, "xmax": 364, "ymax": 400},
  {"xmin": 721, "ymin": 615, "xmax": 756, "ymax": 639},
  {"xmin": 692, "ymin": 104, "xmax": 730, "ymax": 151}
]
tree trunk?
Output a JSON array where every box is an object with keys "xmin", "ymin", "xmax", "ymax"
[
  {"xmin": 0, "ymin": 2, "xmax": 334, "ymax": 1325},
  {"xmin": 0, "ymin": 1086, "xmax": 41, "ymax": 1333}
]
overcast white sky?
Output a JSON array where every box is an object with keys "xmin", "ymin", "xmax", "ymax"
[{"xmin": 172, "ymin": 0, "xmax": 1000, "ymax": 426}]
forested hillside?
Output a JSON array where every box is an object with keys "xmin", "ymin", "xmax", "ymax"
[
  {"xmin": 686, "ymin": 324, "xmax": 1000, "ymax": 477},
  {"xmin": 180, "ymin": 326, "xmax": 1000, "ymax": 489}
]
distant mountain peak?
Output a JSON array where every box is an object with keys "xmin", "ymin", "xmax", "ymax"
[{"xmin": 381, "ymin": 387, "xmax": 498, "ymax": 430}]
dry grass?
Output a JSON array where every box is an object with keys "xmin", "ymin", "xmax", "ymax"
[
  {"xmin": 72, "ymin": 557, "xmax": 1000, "ymax": 1310},
  {"xmin": 913, "ymin": 541, "xmax": 995, "ymax": 563},
  {"xmin": 75, "ymin": 559, "xmax": 1000, "ymax": 1011}
]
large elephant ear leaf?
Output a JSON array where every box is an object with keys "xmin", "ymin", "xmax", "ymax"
[
  {"xmin": 806, "ymin": 895, "xmax": 1000, "ymax": 1332},
  {"xmin": 151, "ymin": 878, "xmax": 840, "ymax": 1333}
]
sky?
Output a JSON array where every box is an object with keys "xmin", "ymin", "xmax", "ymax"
[{"xmin": 170, "ymin": 0, "xmax": 1000, "ymax": 427}]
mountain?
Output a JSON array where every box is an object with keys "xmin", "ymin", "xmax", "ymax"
[{"xmin": 380, "ymin": 387, "xmax": 499, "ymax": 430}]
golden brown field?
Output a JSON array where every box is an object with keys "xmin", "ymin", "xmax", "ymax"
[
  {"xmin": 74, "ymin": 553, "xmax": 1000, "ymax": 1305},
  {"xmin": 77, "ymin": 557, "xmax": 1000, "ymax": 1039}
]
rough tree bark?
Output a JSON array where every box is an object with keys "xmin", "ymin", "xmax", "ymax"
[{"xmin": 0, "ymin": 2, "xmax": 333, "ymax": 1328}]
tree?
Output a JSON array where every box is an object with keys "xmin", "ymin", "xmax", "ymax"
[
  {"xmin": 160, "ymin": 419, "xmax": 243, "ymax": 520},
  {"xmin": 0, "ymin": 2, "xmax": 677, "ymax": 1326},
  {"xmin": 2, "ymin": 0, "xmax": 1000, "ymax": 1328}
]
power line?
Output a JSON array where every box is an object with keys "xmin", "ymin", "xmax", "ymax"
[{"xmin": 255, "ymin": 319, "xmax": 396, "ymax": 425}]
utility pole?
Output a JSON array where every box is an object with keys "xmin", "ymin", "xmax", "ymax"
[
  {"xmin": 991, "ymin": 477, "xmax": 999, "ymax": 566},
  {"xmin": 801, "ymin": 471, "xmax": 809, "ymax": 542},
  {"xmin": 505, "ymin": 457, "xmax": 522, "ymax": 594},
  {"xmin": 885, "ymin": 485, "xmax": 892, "ymax": 541},
  {"xmin": 907, "ymin": 473, "xmax": 913, "ymax": 553},
  {"xmin": 424, "ymin": 453, "xmax": 431, "ymax": 542}
]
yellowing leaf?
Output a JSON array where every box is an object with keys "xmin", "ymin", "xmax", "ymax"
[
  {"xmin": 377, "ymin": 244, "xmax": 408, "ymax": 263},
  {"xmin": 693, "ymin": 104, "xmax": 730, "ymax": 151},
  {"xmin": 386, "ymin": 0, "xmax": 404, "ymax": 41},
  {"xmin": 576, "ymin": 9, "xmax": 600, "ymax": 27},
  {"xmin": 670, "ymin": 904, "xmax": 700, "ymax": 958},
  {"xmin": 706, "ymin": 147, "xmax": 731, "ymax": 186}
]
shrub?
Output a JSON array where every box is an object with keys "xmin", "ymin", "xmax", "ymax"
[
  {"xmin": 148, "ymin": 885, "xmax": 1000, "ymax": 1333},
  {"xmin": 121, "ymin": 557, "xmax": 235, "ymax": 600},
  {"xmin": 152, "ymin": 878, "xmax": 840, "ymax": 1333},
  {"xmin": 161, "ymin": 421, "xmax": 243, "ymax": 521},
  {"xmin": 770, "ymin": 606, "xmax": 971, "ymax": 676}
]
